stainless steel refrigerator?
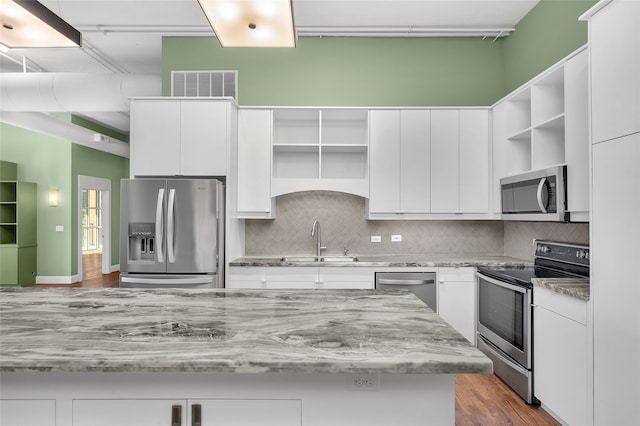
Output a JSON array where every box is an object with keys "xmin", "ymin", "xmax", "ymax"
[{"xmin": 119, "ymin": 178, "xmax": 224, "ymax": 288}]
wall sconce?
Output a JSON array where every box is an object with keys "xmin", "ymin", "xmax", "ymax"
[
  {"xmin": 0, "ymin": 0, "xmax": 82, "ymax": 48},
  {"xmin": 49, "ymin": 188, "xmax": 58, "ymax": 207},
  {"xmin": 197, "ymin": 0, "xmax": 296, "ymax": 47}
]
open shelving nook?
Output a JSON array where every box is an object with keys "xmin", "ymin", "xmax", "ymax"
[
  {"xmin": 505, "ymin": 66, "xmax": 567, "ymax": 175},
  {"xmin": 271, "ymin": 108, "xmax": 369, "ymax": 197}
]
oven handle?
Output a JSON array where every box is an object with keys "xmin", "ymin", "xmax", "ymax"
[{"xmin": 476, "ymin": 272, "xmax": 527, "ymax": 294}]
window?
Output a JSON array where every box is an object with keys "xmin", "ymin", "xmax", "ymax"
[{"xmin": 82, "ymin": 189, "xmax": 102, "ymax": 252}]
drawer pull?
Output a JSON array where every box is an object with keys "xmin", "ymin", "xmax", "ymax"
[
  {"xmin": 171, "ymin": 405, "xmax": 182, "ymax": 426},
  {"xmin": 192, "ymin": 404, "xmax": 202, "ymax": 426}
]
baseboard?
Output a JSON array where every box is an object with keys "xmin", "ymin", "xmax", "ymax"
[
  {"xmin": 110, "ymin": 264, "xmax": 120, "ymax": 273},
  {"xmin": 36, "ymin": 275, "xmax": 81, "ymax": 284}
]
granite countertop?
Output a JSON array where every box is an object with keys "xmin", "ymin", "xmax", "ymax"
[
  {"xmin": 230, "ymin": 254, "xmax": 532, "ymax": 268},
  {"xmin": 532, "ymin": 278, "xmax": 590, "ymax": 301},
  {"xmin": 0, "ymin": 288, "xmax": 492, "ymax": 375}
]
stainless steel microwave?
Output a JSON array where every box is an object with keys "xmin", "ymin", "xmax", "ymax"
[{"xmin": 500, "ymin": 165, "xmax": 567, "ymax": 222}]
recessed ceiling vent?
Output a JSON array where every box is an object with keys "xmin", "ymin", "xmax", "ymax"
[{"xmin": 171, "ymin": 70, "xmax": 237, "ymax": 99}]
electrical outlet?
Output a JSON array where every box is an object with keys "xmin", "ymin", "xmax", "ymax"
[
  {"xmin": 371, "ymin": 235, "xmax": 382, "ymax": 243},
  {"xmin": 347, "ymin": 374, "xmax": 379, "ymax": 391},
  {"xmin": 391, "ymin": 234, "xmax": 402, "ymax": 242}
]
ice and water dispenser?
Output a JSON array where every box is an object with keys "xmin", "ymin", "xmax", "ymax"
[{"xmin": 128, "ymin": 222, "xmax": 156, "ymax": 261}]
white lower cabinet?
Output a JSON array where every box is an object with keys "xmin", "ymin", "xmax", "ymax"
[
  {"xmin": 72, "ymin": 399, "xmax": 301, "ymax": 426},
  {"xmin": 190, "ymin": 399, "xmax": 301, "ymax": 425},
  {"xmin": 533, "ymin": 286, "xmax": 588, "ymax": 426},
  {"xmin": 317, "ymin": 267, "xmax": 375, "ymax": 289},
  {"xmin": 228, "ymin": 266, "xmax": 374, "ymax": 290},
  {"xmin": 436, "ymin": 267, "xmax": 476, "ymax": 344},
  {"xmin": 0, "ymin": 399, "xmax": 56, "ymax": 426},
  {"xmin": 227, "ymin": 266, "xmax": 267, "ymax": 289}
]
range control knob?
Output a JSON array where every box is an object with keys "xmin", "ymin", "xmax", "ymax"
[{"xmin": 538, "ymin": 245, "xmax": 550, "ymax": 254}]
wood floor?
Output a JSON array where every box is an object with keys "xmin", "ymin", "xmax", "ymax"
[{"xmin": 34, "ymin": 253, "xmax": 559, "ymax": 425}]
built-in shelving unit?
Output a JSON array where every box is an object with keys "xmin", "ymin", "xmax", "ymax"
[
  {"xmin": 494, "ymin": 47, "xmax": 589, "ymax": 221},
  {"xmin": 0, "ymin": 161, "xmax": 37, "ymax": 286},
  {"xmin": 506, "ymin": 67, "xmax": 567, "ymax": 174},
  {"xmin": 271, "ymin": 108, "xmax": 369, "ymax": 197}
]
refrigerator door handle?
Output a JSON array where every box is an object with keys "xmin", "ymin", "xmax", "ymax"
[
  {"xmin": 155, "ymin": 188, "xmax": 165, "ymax": 263},
  {"xmin": 167, "ymin": 188, "xmax": 176, "ymax": 263}
]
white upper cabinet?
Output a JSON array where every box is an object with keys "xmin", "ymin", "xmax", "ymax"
[
  {"xmin": 369, "ymin": 108, "xmax": 488, "ymax": 218},
  {"xmin": 271, "ymin": 108, "xmax": 369, "ymax": 197},
  {"xmin": 430, "ymin": 110, "xmax": 460, "ymax": 213},
  {"xmin": 368, "ymin": 109, "xmax": 431, "ymax": 215},
  {"xmin": 132, "ymin": 100, "xmax": 181, "ymax": 176},
  {"xmin": 431, "ymin": 109, "xmax": 490, "ymax": 214},
  {"xmin": 180, "ymin": 101, "xmax": 228, "ymax": 176},
  {"xmin": 459, "ymin": 110, "xmax": 490, "ymax": 213},
  {"xmin": 368, "ymin": 110, "xmax": 401, "ymax": 214},
  {"xmin": 400, "ymin": 110, "xmax": 431, "ymax": 213},
  {"xmin": 589, "ymin": 0, "xmax": 640, "ymax": 143},
  {"xmin": 491, "ymin": 102, "xmax": 508, "ymax": 215},
  {"xmin": 564, "ymin": 50, "xmax": 590, "ymax": 221},
  {"xmin": 237, "ymin": 109, "xmax": 275, "ymax": 218},
  {"xmin": 131, "ymin": 98, "xmax": 234, "ymax": 177}
]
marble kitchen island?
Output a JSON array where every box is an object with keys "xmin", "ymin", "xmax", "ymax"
[{"xmin": 0, "ymin": 288, "xmax": 492, "ymax": 425}]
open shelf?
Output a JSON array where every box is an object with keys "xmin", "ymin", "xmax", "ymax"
[
  {"xmin": 0, "ymin": 203, "xmax": 17, "ymax": 223},
  {"xmin": 273, "ymin": 109, "xmax": 320, "ymax": 145},
  {"xmin": 531, "ymin": 68, "xmax": 564, "ymax": 127},
  {"xmin": 321, "ymin": 145, "xmax": 368, "ymax": 179},
  {"xmin": 273, "ymin": 145, "xmax": 319, "ymax": 179},
  {"xmin": 0, "ymin": 182, "xmax": 17, "ymax": 203},
  {"xmin": 321, "ymin": 109, "xmax": 368, "ymax": 145}
]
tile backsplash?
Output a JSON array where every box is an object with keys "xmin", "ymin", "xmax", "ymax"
[
  {"xmin": 503, "ymin": 221, "xmax": 590, "ymax": 261},
  {"xmin": 245, "ymin": 191, "xmax": 505, "ymax": 256},
  {"xmin": 244, "ymin": 191, "xmax": 591, "ymax": 260}
]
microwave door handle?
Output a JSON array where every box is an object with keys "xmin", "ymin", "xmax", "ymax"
[
  {"xmin": 167, "ymin": 188, "xmax": 176, "ymax": 263},
  {"xmin": 155, "ymin": 188, "xmax": 165, "ymax": 263},
  {"xmin": 536, "ymin": 178, "xmax": 548, "ymax": 213}
]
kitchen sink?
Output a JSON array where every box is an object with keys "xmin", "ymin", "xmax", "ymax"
[
  {"xmin": 280, "ymin": 256, "xmax": 319, "ymax": 262},
  {"xmin": 279, "ymin": 256, "xmax": 359, "ymax": 262},
  {"xmin": 321, "ymin": 256, "xmax": 359, "ymax": 262}
]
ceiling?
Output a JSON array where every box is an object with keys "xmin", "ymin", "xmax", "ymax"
[{"xmin": 0, "ymin": 0, "xmax": 539, "ymax": 142}]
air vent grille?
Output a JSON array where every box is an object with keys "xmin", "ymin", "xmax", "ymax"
[{"xmin": 171, "ymin": 70, "xmax": 237, "ymax": 99}]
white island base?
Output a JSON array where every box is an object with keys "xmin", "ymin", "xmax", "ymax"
[{"xmin": 1, "ymin": 372, "xmax": 454, "ymax": 426}]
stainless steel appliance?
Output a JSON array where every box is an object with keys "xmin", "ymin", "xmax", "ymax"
[
  {"xmin": 375, "ymin": 272, "xmax": 437, "ymax": 312},
  {"xmin": 501, "ymin": 165, "xmax": 567, "ymax": 222},
  {"xmin": 119, "ymin": 178, "xmax": 224, "ymax": 288},
  {"xmin": 476, "ymin": 240, "xmax": 589, "ymax": 405}
]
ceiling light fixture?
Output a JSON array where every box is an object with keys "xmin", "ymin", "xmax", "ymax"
[
  {"xmin": 0, "ymin": 0, "xmax": 81, "ymax": 48},
  {"xmin": 197, "ymin": 0, "xmax": 296, "ymax": 48}
]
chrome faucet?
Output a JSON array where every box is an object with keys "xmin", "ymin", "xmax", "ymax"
[{"xmin": 311, "ymin": 220, "xmax": 327, "ymax": 258}]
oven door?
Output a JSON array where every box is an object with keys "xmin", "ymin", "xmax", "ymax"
[{"xmin": 476, "ymin": 272, "xmax": 532, "ymax": 369}]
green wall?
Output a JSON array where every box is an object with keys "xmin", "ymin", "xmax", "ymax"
[
  {"xmin": 0, "ymin": 123, "xmax": 129, "ymax": 280},
  {"xmin": 502, "ymin": 0, "xmax": 597, "ymax": 94},
  {"xmin": 162, "ymin": 0, "xmax": 595, "ymax": 106},
  {"xmin": 0, "ymin": 123, "xmax": 73, "ymax": 277},
  {"xmin": 71, "ymin": 144, "xmax": 129, "ymax": 275},
  {"xmin": 163, "ymin": 36, "xmax": 506, "ymax": 106}
]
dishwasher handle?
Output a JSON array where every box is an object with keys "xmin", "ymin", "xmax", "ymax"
[{"xmin": 376, "ymin": 278, "xmax": 435, "ymax": 286}]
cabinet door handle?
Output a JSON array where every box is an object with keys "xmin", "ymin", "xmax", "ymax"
[
  {"xmin": 191, "ymin": 404, "xmax": 202, "ymax": 426},
  {"xmin": 171, "ymin": 405, "xmax": 182, "ymax": 426}
]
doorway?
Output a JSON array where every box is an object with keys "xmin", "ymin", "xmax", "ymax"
[{"xmin": 77, "ymin": 176, "xmax": 111, "ymax": 282}]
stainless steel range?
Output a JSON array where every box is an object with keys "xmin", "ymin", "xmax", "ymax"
[{"xmin": 476, "ymin": 240, "xmax": 590, "ymax": 405}]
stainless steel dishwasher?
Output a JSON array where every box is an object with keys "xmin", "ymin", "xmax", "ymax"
[{"xmin": 375, "ymin": 272, "xmax": 437, "ymax": 312}]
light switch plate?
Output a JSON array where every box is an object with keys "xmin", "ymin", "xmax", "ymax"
[
  {"xmin": 55, "ymin": 225, "xmax": 64, "ymax": 232},
  {"xmin": 371, "ymin": 235, "xmax": 382, "ymax": 243},
  {"xmin": 391, "ymin": 234, "xmax": 402, "ymax": 242}
]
